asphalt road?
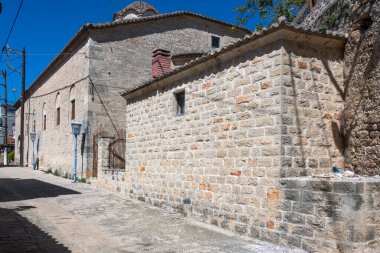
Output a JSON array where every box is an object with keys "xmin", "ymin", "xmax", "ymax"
[{"xmin": 0, "ymin": 167, "xmax": 302, "ymax": 253}]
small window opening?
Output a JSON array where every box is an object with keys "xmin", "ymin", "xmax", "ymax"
[
  {"xmin": 43, "ymin": 115, "xmax": 46, "ymax": 130},
  {"xmin": 71, "ymin": 100, "xmax": 75, "ymax": 120},
  {"xmin": 211, "ymin": 36, "xmax": 220, "ymax": 48},
  {"xmin": 33, "ymin": 120, "xmax": 36, "ymax": 133},
  {"xmin": 174, "ymin": 91, "xmax": 185, "ymax": 116},
  {"xmin": 358, "ymin": 16, "xmax": 373, "ymax": 32},
  {"xmin": 56, "ymin": 108, "xmax": 60, "ymax": 126}
]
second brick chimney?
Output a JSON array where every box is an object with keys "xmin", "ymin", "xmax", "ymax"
[{"xmin": 152, "ymin": 49, "xmax": 171, "ymax": 78}]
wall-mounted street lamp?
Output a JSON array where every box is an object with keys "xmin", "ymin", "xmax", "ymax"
[
  {"xmin": 29, "ymin": 132, "xmax": 36, "ymax": 170},
  {"xmin": 71, "ymin": 122, "xmax": 82, "ymax": 183}
]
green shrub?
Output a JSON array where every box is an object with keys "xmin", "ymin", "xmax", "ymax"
[
  {"xmin": 46, "ymin": 168, "xmax": 53, "ymax": 174},
  {"xmin": 53, "ymin": 169, "xmax": 60, "ymax": 176},
  {"xmin": 7, "ymin": 150, "xmax": 14, "ymax": 161}
]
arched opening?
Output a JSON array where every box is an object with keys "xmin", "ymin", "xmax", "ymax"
[
  {"xmin": 17, "ymin": 135, "xmax": 21, "ymax": 164},
  {"xmin": 42, "ymin": 103, "xmax": 47, "ymax": 130},
  {"xmin": 55, "ymin": 93, "xmax": 61, "ymax": 126},
  {"xmin": 32, "ymin": 109, "xmax": 36, "ymax": 133},
  {"xmin": 69, "ymin": 85, "xmax": 76, "ymax": 121}
]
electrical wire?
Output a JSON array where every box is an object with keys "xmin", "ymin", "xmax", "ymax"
[
  {"xmin": 0, "ymin": 55, "xmax": 22, "ymax": 63},
  {"xmin": 24, "ymin": 52, "xmax": 86, "ymax": 56},
  {"xmin": 1, "ymin": 64, "xmax": 22, "ymax": 76},
  {"xmin": 9, "ymin": 73, "xmax": 17, "ymax": 105},
  {"xmin": 0, "ymin": 64, "xmax": 22, "ymax": 82},
  {"xmin": 0, "ymin": 0, "xmax": 25, "ymax": 62}
]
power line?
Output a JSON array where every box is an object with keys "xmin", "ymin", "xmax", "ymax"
[
  {"xmin": 0, "ymin": 0, "xmax": 24, "ymax": 61},
  {"xmin": 21, "ymin": 52, "xmax": 86, "ymax": 56},
  {"xmin": 0, "ymin": 64, "xmax": 22, "ymax": 82},
  {"xmin": 0, "ymin": 55, "xmax": 22, "ymax": 63}
]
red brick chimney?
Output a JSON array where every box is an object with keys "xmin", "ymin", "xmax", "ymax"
[{"xmin": 152, "ymin": 49, "xmax": 171, "ymax": 78}]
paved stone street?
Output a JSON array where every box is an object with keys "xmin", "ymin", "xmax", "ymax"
[{"xmin": 0, "ymin": 167, "xmax": 303, "ymax": 253}]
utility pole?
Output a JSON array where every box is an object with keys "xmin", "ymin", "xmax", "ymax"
[
  {"xmin": 5, "ymin": 46, "xmax": 26, "ymax": 166},
  {"xmin": 3, "ymin": 70, "xmax": 7, "ymax": 148},
  {"xmin": 20, "ymin": 48, "xmax": 25, "ymax": 166},
  {"xmin": 1, "ymin": 70, "xmax": 7, "ymax": 165}
]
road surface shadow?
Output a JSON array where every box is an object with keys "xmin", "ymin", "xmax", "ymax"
[
  {"xmin": 0, "ymin": 206, "xmax": 70, "ymax": 253},
  {"xmin": 0, "ymin": 178, "xmax": 80, "ymax": 202}
]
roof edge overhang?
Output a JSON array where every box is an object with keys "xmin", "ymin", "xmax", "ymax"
[
  {"xmin": 122, "ymin": 21, "xmax": 347, "ymax": 101},
  {"xmin": 13, "ymin": 29, "xmax": 89, "ymax": 110},
  {"xmin": 87, "ymin": 12, "xmax": 250, "ymax": 33}
]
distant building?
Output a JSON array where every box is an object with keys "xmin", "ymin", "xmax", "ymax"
[{"xmin": 0, "ymin": 105, "xmax": 15, "ymax": 146}]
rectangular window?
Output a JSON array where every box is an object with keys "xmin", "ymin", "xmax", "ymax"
[
  {"xmin": 174, "ymin": 91, "xmax": 185, "ymax": 116},
  {"xmin": 71, "ymin": 100, "xmax": 75, "ymax": 120},
  {"xmin": 56, "ymin": 108, "xmax": 60, "ymax": 126},
  {"xmin": 211, "ymin": 36, "xmax": 220, "ymax": 48},
  {"xmin": 43, "ymin": 115, "xmax": 46, "ymax": 130}
]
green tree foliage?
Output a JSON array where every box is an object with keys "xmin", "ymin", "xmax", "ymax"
[
  {"xmin": 235, "ymin": 0, "xmax": 306, "ymax": 30},
  {"xmin": 7, "ymin": 150, "xmax": 14, "ymax": 161}
]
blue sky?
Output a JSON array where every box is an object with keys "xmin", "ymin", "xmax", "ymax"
[{"xmin": 0, "ymin": 0, "xmax": 260, "ymax": 105}]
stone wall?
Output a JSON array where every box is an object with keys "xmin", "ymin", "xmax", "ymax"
[
  {"xmin": 14, "ymin": 39, "xmax": 90, "ymax": 176},
  {"xmin": 280, "ymin": 40, "xmax": 345, "ymax": 177},
  {"xmin": 85, "ymin": 15, "xmax": 247, "ymax": 176},
  {"xmin": 342, "ymin": 0, "xmax": 380, "ymax": 176},
  {"xmin": 279, "ymin": 177, "xmax": 380, "ymax": 252},
  {"xmin": 303, "ymin": 0, "xmax": 338, "ymax": 26},
  {"xmin": 116, "ymin": 32, "xmax": 347, "ymax": 250},
  {"xmin": 14, "ymin": 15, "xmax": 247, "ymax": 177},
  {"xmin": 303, "ymin": 0, "xmax": 350, "ymax": 32},
  {"xmin": 303, "ymin": 0, "xmax": 380, "ymax": 176},
  {"xmin": 95, "ymin": 136, "xmax": 127, "ymax": 192}
]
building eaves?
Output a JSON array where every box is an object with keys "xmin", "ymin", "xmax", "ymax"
[
  {"xmin": 121, "ymin": 17, "xmax": 347, "ymax": 98},
  {"xmin": 172, "ymin": 52, "xmax": 205, "ymax": 58},
  {"xmin": 84, "ymin": 11, "xmax": 250, "ymax": 33},
  {"xmin": 13, "ymin": 28, "xmax": 89, "ymax": 110},
  {"xmin": 13, "ymin": 11, "xmax": 250, "ymax": 110}
]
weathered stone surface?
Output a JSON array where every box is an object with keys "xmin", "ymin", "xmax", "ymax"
[
  {"xmin": 280, "ymin": 177, "xmax": 380, "ymax": 252},
  {"xmin": 301, "ymin": 0, "xmax": 380, "ymax": 176},
  {"xmin": 341, "ymin": 0, "xmax": 380, "ymax": 176},
  {"xmin": 115, "ymin": 32, "xmax": 347, "ymax": 251}
]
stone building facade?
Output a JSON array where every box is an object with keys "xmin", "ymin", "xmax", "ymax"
[
  {"xmin": 302, "ymin": 0, "xmax": 351, "ymax": 32},
  {"xmin": 94, "ymin": 21, "xmax": 380, "ymax": 252},
  {"xmin": 341, "ymin": 0, "xmax": 380, "ymax": 176},
  {"xmin": 303, "ymin": 0, "xmax": 380, "ymax": 176},
  {"xmin": 13, "ymin": 2, "xmax": 248, "ymax": 177},
  {"xmin": 0, "ymin": 105, "xmax": 15, "ymax": 146},
  {"xmin": 94, "ymin": 1, "xmax": 380, "ymax": 252}
]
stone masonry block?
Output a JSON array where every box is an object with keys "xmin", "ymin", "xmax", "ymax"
[
  {"xmin": 283, "ymin": 189, "xmax": 300, "ymax": 201},
  {"xmin": 301, "ymin": 190, "xmax": 324, "ymax": 204},
  {"xmin": 292, "ymin": 225, "xmax": 314, "ymax": 238},
  {"xmin": 311, "ymin": 180, "xmax": 333, "ymax": 192},
  {"xmin": 284, "ymin": 212, "xmax": 306, "ymax": 224},
  {"xmin": 293, "ymin": 202, "xmax": 315, "ymax": 215},
  {"xmin": 333, "ymin": 182, "xmax": 356, "ymax": 194}
]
